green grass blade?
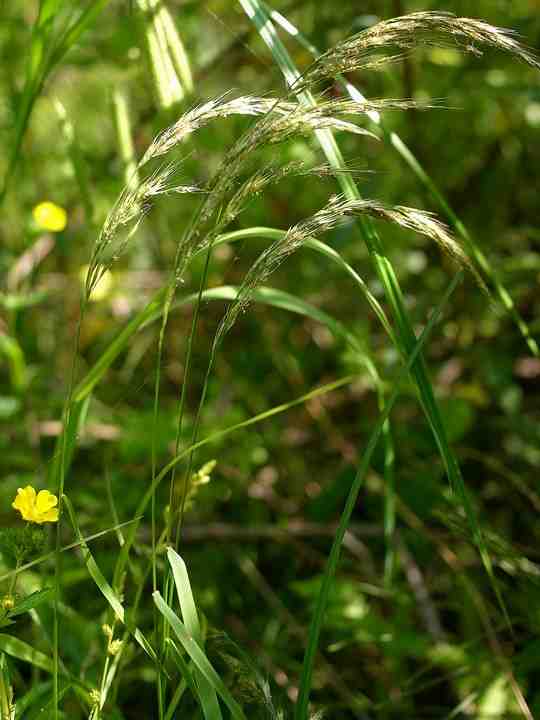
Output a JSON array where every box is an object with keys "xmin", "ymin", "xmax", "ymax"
[
  {"xmin": 167, "ymin": 548, "xmax": 222, "ymax": 720},
  {"xmin": 153, "ymin": 591, "xmax": 245, "ymax": 720},
  {"xmin": 0, "ymin": 635, "xmax": 54, "ymax": 675},
  {"xmin": 8, "ymin": 589, "xmax": 53, "ymax": 619},
  {"xmin": 167, "ymin": 549, "xmax": 201, "ymax": 641},
  {"xmin": 164, "ymin": 638, "xmax": 192, "ymax": 712},
  {"xmin": 295, "ymin": 271, "xmax": 462, "ymax": 720},
  {"xmin": 0, "ymin": 653, "xmax": 13, "ymax": 720},
  {"xmin": 187, "ymin": 285, "xmax": 378, "ymax": 380}
]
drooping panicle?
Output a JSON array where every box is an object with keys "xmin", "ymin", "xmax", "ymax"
[{"xmin": 299, "ymin": 11, "xmax": 540, "ymax": 87}]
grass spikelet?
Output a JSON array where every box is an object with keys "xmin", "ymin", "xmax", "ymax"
[
  {"xmin": 216, "ymin": 195, "xmax": 471, "ymax": 337},
  {"xmin": 86, "ymin": 162, "xmax": 202, "ymax": 298},
  {"xmin": 193, "ymin": 95, "xmax": 388, "ymax": 236},
  {"xmin": 265, "ymin": 102, "xmax": 379, "ymax": 141},
  {"xmin": 141, "ymin": 94, "xmax": 296, "ymax": 164},
  {"xmin": 302, "ymin": 11, "xmax": 540, "ymax": 86},
  {"xmin": 217, "ymin": 161, "xmax": 304, "ymax": 229}
]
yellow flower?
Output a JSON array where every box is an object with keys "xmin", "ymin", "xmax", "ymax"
[
  {"xmin": 32, "ymin": 201, "xmax": 67, "ymax": 232},
  {"xmin": 1, "ymin": 595, "xmax": 14, "ymax": 611},
  {"xmin": 12, "ymin": 486, "xmax": 59, "ymax": 524}
]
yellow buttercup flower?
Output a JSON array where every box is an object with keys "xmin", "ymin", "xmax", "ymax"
[
  {"xmin": 1, "ymin": 595, "xmax": 14, "ymax": 611},
  {"xmin": 32, "ymin": 201, "xmax": 67, "ymax": 232},
  {"xmin": 12, "ymin": 486, "xmax": 59, "ymax": 524}
]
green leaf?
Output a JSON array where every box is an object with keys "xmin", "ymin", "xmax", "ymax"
[
  {"xmin": 8, "ymin": 589, "xmax": 53, "ymax": 618},
  {"xmin": 0, "ymin": 634, "xmax": 53, "ymax": 674},
  {"xmin": 167, "ymin": 548, "xmax": 222, "ymax": 720},
  {"xmin": 153, "ymin": 591, "xmax": 246, "ymax": 720},
  {"xmin": 167, "ymin": 549, "xmax": 201, "ymax": 642}
]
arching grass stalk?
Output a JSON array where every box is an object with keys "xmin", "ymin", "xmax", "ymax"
[
  {"xmin": 95, "ymin": 270, "xmax": 460, "ymax": 720},
  {"xmin": 84, "ymin": 87, "xmax": 454, "ymax": 578},
  {"xmin": 110, "ymin": 263, "xmax": 460, "ymax": 625},
  {"xmin": 48, "ymin": 225, "xmax": 392, "ymax": 489},
  {"xmin": 239, "ymin": 0, "xmax": 508, "ymax": 623},
  {"xmin": 261, "ymin": 0, "xmax": 539, "ymax": 357}
]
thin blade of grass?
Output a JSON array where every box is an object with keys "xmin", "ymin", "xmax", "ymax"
[
  {"xmin": 167, "ymin": 548, "xmax": 222, "ymax": 720},
  {"xmin": 296, "ymin": 271, "xmax": 462, "ymax": 719},
  {"xmin": 167, "ymin": 549, "xmax": 201, "ymax": 641},
  {"xmin": 8, "ymin": 590, "xmax": 53, "ymax": 619},
  {"xmin": 165, "ymin": 637, "xmax": 193, "ymax": 702},
  {"xmin": 0, "ymin": 653, "xmax": 13, "ymax": 720},
  {"xmin": 153, "ymin": 591, "xmax": 245, "ymax": 720},
  {"xmin": 0, "ymin": 635, "xmax": 54, "ymax": 675}
]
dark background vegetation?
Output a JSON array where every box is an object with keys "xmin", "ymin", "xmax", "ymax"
[{"xmin": 1, "ymin": 0, "xmax": 540, "ymax": 717}]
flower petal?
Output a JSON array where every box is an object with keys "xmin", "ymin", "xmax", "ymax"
[
  {"xmin": 12, "ymin": 485, "xmax": 59, "ymax": 524},
  {"xmin": 36, "ymin": 490, "xmax": 58, "ymax": 513},
  {"xmin": 12, "ymin": 486, "xmax": 37, "ymax": 521},
  {"xmin": 39, "ymin": 508, "xmax": 60, "ymax": 523}
]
